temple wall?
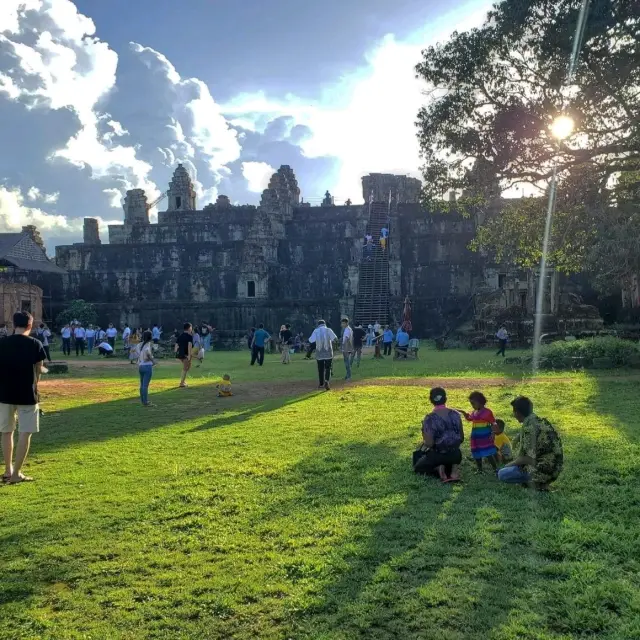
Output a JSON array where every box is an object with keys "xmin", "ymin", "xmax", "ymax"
[{"xmin": 398, "ymin": 204, "xmax": 482, "ymax": 336}]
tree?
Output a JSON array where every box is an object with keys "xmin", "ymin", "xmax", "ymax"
[
  {"xmin": 56, "ymin": 300, "xmax": 97, "ymax": 328},
  {"xmin": 415, "ymin": 0, "xmax": 640, "ymax": 287}
]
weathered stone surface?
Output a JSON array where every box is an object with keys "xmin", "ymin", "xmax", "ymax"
[
  {"xmin": 83, "ymin": 218, "xmax": 101, "ymax": 245},
  {"xmin": 53, "ymin": 166, "xmax": 483, "ymax": 336}
]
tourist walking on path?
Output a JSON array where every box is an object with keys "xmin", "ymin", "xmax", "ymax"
[
  {"xmin": 250, "ymin": 324, "xmax": 270, "ymax": 366},
  {"xmin": 152, "ymin": 324, "xmax": 161, "ymax": 345},
  {"xmin": 85, "ymin": 325, "xmax": 96, "ymax": 354},
  {"xmin": 496, "ymin": 325, "xmax": 509, "ymax": 357},
  {"xmin": 457, "ymin": 392, "xmax": 499, "ymax": 474},
  {"xmin": 61, "ymin": 324, "xmax": 71, "ymax": 356},
  {"xmin": 413, "ymin": 387, "xmax": 463, "ymax": 482},
  {"xmin": 498, "ymin": 396, "xmax": 564, "ymax": 490},
  {"xmin": 308, "ymin": 319, "xmax": 337, "ymax": 390},
  {"xmin": 74, "ymin": 324, "xmax": 86, "ymax": 356},
  {"xmin": 0, "ymin": 311, "xmax": 47, "ymax": 484},
  {"xmin": 280, "ymin": 324, "xmax": 293, "ymax": 364},
  {"xmin": 175, "ymin": 323, "xmax": 194, "ymax": 388},
  {"xmin": 382, "ymin": 325, "xmax": 394, "ymax": 356},
  {"xmin": 106, "ymin": 323, "xmax": 117, "ymax": 349},
  {"xmin": 341, "ymin": 318, "xmax": 354, "ymax": 381},
  {"xmin": 138, "ymin": 330, "xmax": 155, "ymax": 406},
  {"xmin": 37, "ymin": 324, "xmax": 52, "ymax": 362},
  {"xmin": 351, "ymin": 322, "xmax": 366, "ymax": 368}
]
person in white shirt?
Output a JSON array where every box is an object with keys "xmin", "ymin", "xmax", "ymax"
[
  {"xmin": 137, "ymin": 330, "xmax": 156, "ymax": 406},
  {"xmin": 37, "ymin": 324, "xmax": 52, "ymax": 362},
  {"xmin": 73, "ymin": 325, "xmax": 86, "ymax": 356},
  {"xmin": 122, "ymin": 324, "xmax": 131, "ymax": 349},
  {"xmin": 85, "ymin": 325, "xmax": 96, "ymax": 354},
  {"xmin": 366, "ymin": 324, "xmax": 374, "ymax": 347},
  {"xmin": 61, "ymin": 324, "xmax": 72, "ymax": 356},
  {"xmin": 308, "ymin": 319, "xmax": 338, "ymax": 390},
  {"xmin": 106, "ymin": 324, "xmax": 117, "ymax": 348},
  {"xmin": 496, "ymin": 326, "xmax": 509, "ymax": 357},
  {"xmin": 341, "ymin": 318, "xmax": 354, "ymax": 381},
  {"xmin": 97, "ymin": 327, "xmax": 106, "ymax": 342},
  {"xmin": 98, "ymin": 341, "xmax": 114, "ymax": 357},
  {"xmin": 364, "ymin": 234, "xmax": 374, "ymax": 261}
]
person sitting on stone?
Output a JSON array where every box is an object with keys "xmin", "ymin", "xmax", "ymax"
[
  {"xmin": 414, "ymin": 387, "xmax": 464, "ymax": 482},
  {"xmin": 498, "ymin": 396, "xmax": 564, "ymax": 490}
]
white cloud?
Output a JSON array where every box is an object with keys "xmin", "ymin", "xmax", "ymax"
[
  {"xmin": 242, "ymin": 161, "xmax": 275, "ymax": 193},
  {"xmin": 26, "ymin": 186, "xmax": 59, "ymax": 203},
  {"xmin": 0, "ymin": 0, "xmax": 159, "ymax": 205},
  {"xmin": 223, "ymin": 1, "xmax": 491, "ymax": 200},
  {"xmin": 130, "ymin": 43, "xmax": 241, "ymax": 176},
  {"xmin": 0, "ymin": 184, "xmax": 77, "ymax": 232}
]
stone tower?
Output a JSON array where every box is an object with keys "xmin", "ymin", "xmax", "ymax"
[
  {"xmin": 123, "ymin": 189, "xmax": 149, "ymax": 225},
  {"xmin": 83, "ymin": 218, "xmax": 101, "ymax": 245},
  {"xmin": 167, "ymin": 164, "xmax": 196, "ymax": 211},
  {"xmin": 361, "ymin": 173, "xmax": 422, "ymax": 205}
]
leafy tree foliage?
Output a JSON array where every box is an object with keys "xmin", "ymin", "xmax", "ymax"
[
  {"xmin": 416, "ymin": 0, "xmax": 640, "ymax": 289},
  {"xmin": 56, "ymin": 299, "xmax": 97, "ymax": 328}
]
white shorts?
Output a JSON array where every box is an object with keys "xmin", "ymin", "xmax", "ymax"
[{"xmin": 0, "ymin": 403, "xmax": 40, "ymax": 434}]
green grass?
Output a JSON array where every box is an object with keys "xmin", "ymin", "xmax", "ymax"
[{"xmin": 1, "ymin": 350, "xmax": 639, "ymax": 639}]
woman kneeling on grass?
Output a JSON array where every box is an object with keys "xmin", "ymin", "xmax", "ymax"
[
  {"xmin": 413, "ymin": 387, "xmax": 464, "ymax": 482},
  {"xmin": 138, "ymin": 330, "xmax": 155, "ymax": 406}
]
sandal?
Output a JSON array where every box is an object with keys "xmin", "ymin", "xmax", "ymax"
[
  {"xmin": 1, "ymin": 474, "xmax": 11, "ymax": 483},
  {"xmin": 8, "ymin": 474, "xmax": 34, "ymax": 485}
]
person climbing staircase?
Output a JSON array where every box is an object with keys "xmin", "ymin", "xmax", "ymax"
[{"xmin": 355, "ymin": 199, "xmax": 391, "ymax": 327}]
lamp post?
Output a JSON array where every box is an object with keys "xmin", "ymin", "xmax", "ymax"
[{"xmin": 532, "ymin": 114, "xmax": 577, "ymax": 373}]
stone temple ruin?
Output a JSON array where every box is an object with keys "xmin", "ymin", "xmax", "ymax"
[{"xmin": 53, "ymin": 164, "xmax": 601, "ymax": 343}]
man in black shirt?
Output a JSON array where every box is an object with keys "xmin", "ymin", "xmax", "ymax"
[
  {"xmin": 0, "ymin": 311, "xmax": 47, "ymax": 484},
  {"xmin": 351, "ymin": 322, "xmax": 366, "ymax": 368},
  {"xmin": 174, "ymin": 322, "xmax": 194, "ymax": 388},
  {"xmin": 280, "ymin": 323, "xmax": 293, "ymax": 364}
]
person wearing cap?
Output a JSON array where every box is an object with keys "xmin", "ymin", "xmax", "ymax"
[
  {"xmin": 413, "ymin": 387, "xmax": 464, "ymax": 482},
  {"xmin": 308, "ymin": 320, "xmax": 337, "ymax": 390}
]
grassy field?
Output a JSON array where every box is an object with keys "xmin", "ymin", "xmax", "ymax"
[{"xmin": 1, "ymin": 348, "xmax": 639, "ymax": 639}]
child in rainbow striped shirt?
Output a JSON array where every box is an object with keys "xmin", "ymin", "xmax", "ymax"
[{"xmin": 457, "ymin": 391, "xmax": 499, "ymax": 474}]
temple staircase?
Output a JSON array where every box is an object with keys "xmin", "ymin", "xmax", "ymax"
[{"xmin": 355, "ymin": 201, "xmax": 391, "ymax": 326}]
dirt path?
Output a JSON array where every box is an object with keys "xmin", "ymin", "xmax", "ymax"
[{"xmin": 39, "ymin": 374, "xmax": 593, "ymax": 407}]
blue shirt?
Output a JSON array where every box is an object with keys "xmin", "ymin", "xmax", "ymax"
[
  {"xmin": 253, "ymin": 329, "xmax": 269, "ymax": 347},
  {"xmin": 152, "ymin": 327, "xmax": 161, "ymax": 340},
  {"xmin": 396, "ymin": 330, "xmax": 410, "ymax": 347},
  {"xmin": 383, "ymin": 329, "xmax": 394, "ymax": 343}
]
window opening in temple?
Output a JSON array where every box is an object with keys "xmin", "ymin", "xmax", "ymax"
[
  {"xmin": 520, "ymin": 291, "xmax": 527, "ymax": 309},
  {"xmin": 21, "ymin": 299, "xmax": 31, "ymax": 313},
  {"xmin": 498, "ymin": 273, "xmax": 506, "ymax": 289},
  {"xmin": 247, "ymin": 281, "xmax": 256, "ymax": 298},
  {"xmin": 175, "ymin": 196, "xmax": 182, "ymax": 209}
]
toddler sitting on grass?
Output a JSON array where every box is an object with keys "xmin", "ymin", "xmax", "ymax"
[
  {"xmin": 217, "ymin": 374, "xmax": 233, "ymax": 397},
  {"xmin": 493, "ymin": 419, "xmax": 513, "ymax": 463}
]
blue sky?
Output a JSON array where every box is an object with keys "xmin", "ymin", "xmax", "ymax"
[{"xmin": 0, "ymin": 0, "xmax": 490, "ymax": 250}]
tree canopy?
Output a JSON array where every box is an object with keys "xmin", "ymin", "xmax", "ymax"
[
  {"xmin": 56, "ymin": 300, "xmax": 97, "ymax": 328},
  {"xmin": 416, "ymin": 0, "xmax": 640, "ymax": 289}
]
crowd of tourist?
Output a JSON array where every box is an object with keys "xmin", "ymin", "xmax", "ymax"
[{"xmin": 0, "ymin": 309, "xmax": 559, "ymax": 491}]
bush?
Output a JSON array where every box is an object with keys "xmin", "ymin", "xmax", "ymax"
[
  {"xmin": 56, "ymin": 300, "xmax": 97, "ymax": 328},
  {"xmin": 539, "ymin": 337, "xmax": 639, "ymax": 369}
]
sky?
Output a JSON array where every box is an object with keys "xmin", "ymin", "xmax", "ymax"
[{"xmin": 0, "ymin": 0, "xmax": 491, "ymax": 251}]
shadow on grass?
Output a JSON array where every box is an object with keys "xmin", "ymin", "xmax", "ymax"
[
  {"xmin": 256, "ymin": 439, "xmax": 555, "ymax": 639},
  {"xmin": 36, "ymin": 383, "xmax": 320, "ymax": 454}
]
